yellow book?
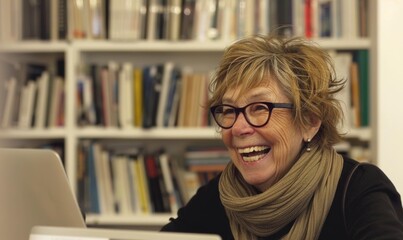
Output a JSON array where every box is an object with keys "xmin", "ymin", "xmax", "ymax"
[
  {"xmin": 133, "ymin": 68, "xmax": 143, "ymax": 127},
  {"xmin": 135, "ymin": 155, "xmax": 151, "ymax": 214}
]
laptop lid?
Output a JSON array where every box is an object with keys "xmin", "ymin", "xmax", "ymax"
[
  {"xmin": 0, "ymin": 148, "xmax": 86, "ymax": 240},
  {"xmin": 30, "ymin": 226, "xmax": 222, "ymax": 240}
]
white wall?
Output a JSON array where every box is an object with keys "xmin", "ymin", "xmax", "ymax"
[{"xmin": 374, "ymin": 0, "xmax": 403, "ymax": 195}]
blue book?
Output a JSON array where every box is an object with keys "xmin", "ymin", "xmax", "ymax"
[{"xmin": 87, "ymin": 143, "xmax": 100, "ymax": 213}]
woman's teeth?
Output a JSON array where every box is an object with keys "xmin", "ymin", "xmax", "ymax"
[{"xmin": 238, "ymin": 146, "xmax": 270, "ymax": 162}]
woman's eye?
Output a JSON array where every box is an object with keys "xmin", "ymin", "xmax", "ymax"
[
  {"xmin": 222, "ymin": 108, "xmax": 235, "ymax": 115},
  {"xmin": 251, "ymin": 105, "xmax": 268, "ymax": 112}
]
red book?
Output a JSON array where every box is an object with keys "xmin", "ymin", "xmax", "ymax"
[{"xmin": 305, "ymin": 0, "xmax": 312, "ymax": 38}]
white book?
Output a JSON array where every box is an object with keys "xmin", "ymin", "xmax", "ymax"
[
  {"xmin": 34, "ymin": 72, "xmax": 49, "ymax": 128},
  {"xmin": 293, "ymin": 0, "xmax": 305, "ymax": 37},
  {"xmin": 111, "ymin": 155, "xmax": 123, "ymax": 214},
  {"xmin": 331, "ymin": 51, "xmax": 353, "ymax": 133},
  {"xmin": 1, "ymin": 77, "xmax": 17, "ymax": 128},
  {"xmin": 100, "ymin": 150, "xmax": 115, "ymax": 214},
  {"xmin": 122, "ymin": 63, "xmax": 134, "ymax": 128},
  {"xmin": 18, "ymin": 84, "xmax": 29, "ymax": 128},
  {"xmin": 92, "ymin": 143, "xmax": 108, "ymax": 214},
  {"xmin": 194, "ymin": 0, "xmax": 211, "ymax": 41},
  {"xmin": 244, "ymin": 0, "xmax": 254, "ymax": 36},
  {"xmin": 331, "ymin": 0, "xmax": 341, "ymax": 38},
  {"xmin": 156, "ymin": 62, "xmax": 174, "ymax": 127},
  {"xmin": 118, "ymin": 68, "xmax": 128, "ymax": 128},
  {"xmin": 147, "ymin": 0, "xmax": 158, "ymax": 40},
  {"xmin": 120, "ymin": 156, "xmax": 134, "ymax": 214},
  {"xmin": 88, "ymin": 0, "xmax": 105, "ymax": 39},
  {"xmin": 220, "ymin": 0, "xmax": 236, "ymax": 41},
  {"xmin": 341, "ymin": 0, "xmax": 358, "ymax": 38},
  {"xmin": 22, "ymin": 80, "xmax": 37, "ymax": 128},
  {"xmin": 159, "ymin": 153, "xmax": 179, "ymax": 213},
  {"xmin": 83, "ymin": 75, "xmax": 96, "ymax": 125}
]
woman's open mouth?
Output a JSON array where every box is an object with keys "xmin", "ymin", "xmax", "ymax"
[{"xmin": 238, "ymin": 146, "xmax": 271, "ymax": 162}]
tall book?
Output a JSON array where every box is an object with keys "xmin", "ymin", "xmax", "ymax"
[
  {"xmin": 1, "ymin": 77, "xmax": 18, "ymax": 128},
  {"xmin": 332, "ymin": 52, "xmax": 353, "ymax": 133},
  {"xmin": 133, "ymin": 68, "xmax": 143, "ymax": 127},
  {"xmin": 156, "ymin": 62, "xmax": 174, "ymax": 127},
  {"xmin": 354, "ymin": 50, "xmax": 369, "ymax": 127}
]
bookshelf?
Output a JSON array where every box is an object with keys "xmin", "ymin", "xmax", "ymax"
[{"xmin": 0, "ymin": 0, "xmax": 383, "ymax": 228}]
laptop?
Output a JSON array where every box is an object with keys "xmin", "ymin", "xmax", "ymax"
[
  {"xmin": 0, "ymin": 148, "xmax": 86, "ymax": 240},
  {"xmin": 30, "ymin": 226, "xmax": 222, "ymax": 240}
]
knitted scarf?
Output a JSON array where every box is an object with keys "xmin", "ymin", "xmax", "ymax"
[{"xmin": 219, "ymin": 145, "xmax": 343, "ymax": 240}]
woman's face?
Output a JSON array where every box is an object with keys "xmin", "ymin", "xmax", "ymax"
[{"xmin": 221, "ymin": 78, "xmax": 305, "ymax": 191}]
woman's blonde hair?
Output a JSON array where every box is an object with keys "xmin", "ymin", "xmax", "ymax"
[{"xmin": 208, "ymin": 35, "xmax": 345, "ymax": 148}]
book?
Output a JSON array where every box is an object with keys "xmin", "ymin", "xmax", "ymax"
[
  {"xmin": 87, "ymin": 142, "xmax": 100, "ymax": 213},
  {"xmin": 332, "ymin": 52, "xmax": 353, "ymax": 133},
  {"xmin": 350, "ymin": 62, "xmax": 361, "ymax": 127},
  {"xmin": 133, "ymin": 68, "xmax": 143, "ymax": 127},
  {"xmin": 48, "ymin": 76, "xmax": 64, "ymax": 127},
  {"xmin": 135, "ymin": 154, "xmax": 152, "ymax": 213},
  {"xmin": 180, "ymin": 0, "xmax": 196, "ymax": 40},
  {"xmin": 18, "ymin": 80, "xmax": 37, "ymax": 128},
  {"xmin": 34, "ymin": 71, "xmax": 50, "ymax": 128},
  {"xmin": 156, "ymin": 62, "xmax": 174, "ymax": 127},
  {"xmin": 159, "ymin": 153, "xmax": 179, "ymax": 213},
  {"xmin": 1, "ymin": 77, "xmax": 17, "ymax": 128},
  {"xmin": 354, "ymin": 50, "xmax": 369, "ymax": 127},
  {"xmin": 145, "ymin": 154, "xmax": 165, "ymax": 212},
  {"xmin": 167, "ymin": 0, "xmax": 182, "ymax": 40}
]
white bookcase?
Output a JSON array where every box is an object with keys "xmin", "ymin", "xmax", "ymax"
[
  {"xmin": 5, "ymin": 0, "xmax": 399, "ymax": 227},
  {"xmin": 1, "ymin": 38, "xmax": 373, "ymax": 226}
]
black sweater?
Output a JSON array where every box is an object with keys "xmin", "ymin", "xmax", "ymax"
[{"xmin": 161, "ymin": 157, "xmax": 403, "ymax": 239}]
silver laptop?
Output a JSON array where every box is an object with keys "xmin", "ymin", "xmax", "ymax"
[
  {"xmin": 0, "ymin": 148, "xmax": 86, "ymax": 240},
  {"xmin": 30, "ymin": 226, "xmax": 222, "ymax": 240}
]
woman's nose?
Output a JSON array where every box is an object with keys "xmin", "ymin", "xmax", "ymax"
[{"xmin": 231, "ymin": 113, "xmax": 254, "ymax": 137}]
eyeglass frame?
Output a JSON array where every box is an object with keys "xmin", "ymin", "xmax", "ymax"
[{"xmin": 210, "ymin": 102, "xmax": 294, "ymax": 129}]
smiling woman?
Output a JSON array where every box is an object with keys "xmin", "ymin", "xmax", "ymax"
[{"xmin": 161, "ymin": 35, "xmax": 403, "ymax": 240}]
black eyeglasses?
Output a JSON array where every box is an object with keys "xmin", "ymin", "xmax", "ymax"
[{"xmin": 210, "ymin": 102, "xmax": 293, "ymax": 129}]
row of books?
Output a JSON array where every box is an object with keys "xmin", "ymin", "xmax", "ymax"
[
  {"xmin": 184, "ymin": 146, "xmax": 230, "ymax": 186},
  {"xmin": 298, "ymin": 0, "xmax": 369, "ymax": 39},
  {"xmin": 0, "ymin": 0, "xmax": 369, "ymax": 43},
  {"xmin": 0, "ymin": 61, "xmax": 65, "ymax": 129},
  {"xmin": 0, "ymin": 0, "xmax": 67, "ymax": 42},
  {"xmin": 77, "ymin": 141, "xmax": 214, "ymax": 215},
  {"xmin": 70, "ymin": 0, "xmax": 369, "ymax": 41},
  {"xmin": 77, "ymin": 62, "xmax": 211, "ymax": 128},
  {"xmin": 332, "ymin": 50, "xmax": 369, "ymax": 130}
]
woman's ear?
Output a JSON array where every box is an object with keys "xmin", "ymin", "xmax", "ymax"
[{"xmin": 303, "ymin": 115, "xmax": 322, "ymax": 140}]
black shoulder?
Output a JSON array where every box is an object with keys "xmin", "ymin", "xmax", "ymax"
[
  {"xmin": 343, "ymin": 157, "xmax": 403, "ymax": 239},
  {"xmin": 161, "ymin": 174, "xmax": 232, "ymax": 239}
]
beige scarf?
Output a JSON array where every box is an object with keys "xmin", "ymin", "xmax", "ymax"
[{"xmin": 219, "ymin": 145, "xmax": 343, "ymax": 240}]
